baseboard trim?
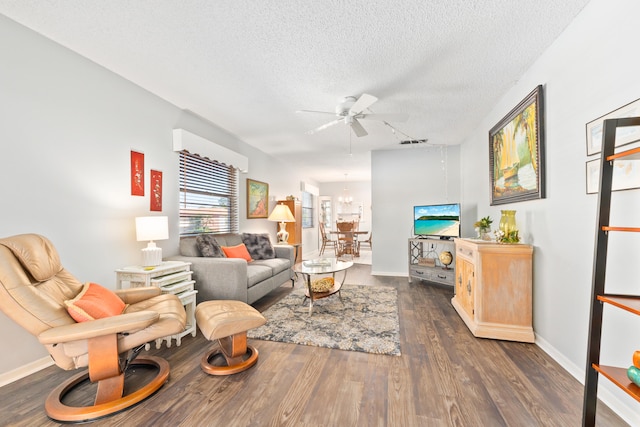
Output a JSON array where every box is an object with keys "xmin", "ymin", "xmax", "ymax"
[
  {"xmin": 370, "ymin": 270, "xmax": 405, "ymax": 277},
  {"xmin": 0, "ymin": 356, "xmax": 54, "ymax": 388},
  {"xmin": 535, "ymin": 335, "xmax": 640, "ymax": 426}
]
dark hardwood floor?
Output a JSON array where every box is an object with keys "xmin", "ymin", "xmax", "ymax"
[{"xmin": 0, "ymin": 263, "xmax": 628, "ymax": 426}]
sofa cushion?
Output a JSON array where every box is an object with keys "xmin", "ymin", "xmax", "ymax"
[
  {"xmin": 221, "ymin": 243, "xmax": 253, "ymax": 262},
  {"xmin": 213, "ymin": 233, "xmax": 243, "ymax": 248},
  {"xmin": 196, "ymin": 234, "xmax": 225, "ymax": 258},
  {"xmin": 242, "ymin": 233, "xmax": 275, "ymax": 260},
  {"xmin": 179, "ymin": 236, "xmax": 201, "ymax": 257},
  {"xmin": 251, "ymin": 258, "xmax": 290, "ymax": 276},
  {"xmin": 246, "ymin": 264, "xmax": 273, "ymax": 287}
]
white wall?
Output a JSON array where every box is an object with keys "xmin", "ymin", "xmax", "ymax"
[
  {"xmin": 459, "ymin": 0, "xmax": 640, "ymax": 423},
  {"xmin": 371, "ymin": 145, "xmax": 461, "ymax": 275},
  {"xmin": 0, "ymin": 16, "xmax": 317, "ymax": 378}
]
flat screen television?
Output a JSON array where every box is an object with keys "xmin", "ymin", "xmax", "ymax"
[{"xmin": 413, "ymin": 203, "xmax": 461, "ymax": 239}]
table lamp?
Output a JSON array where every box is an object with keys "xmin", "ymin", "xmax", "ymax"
[
  {"xmin": 135, "ymin": 216, "xmax": 169, "ymax": 267},
  {"xmin": 268, "ymin": 204, "xmax": 295, "ymax": 243}
]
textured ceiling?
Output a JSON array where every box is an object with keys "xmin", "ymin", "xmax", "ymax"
[{"xmin": 0, "ymin": 0, "xmax": 591, "ymax": 182}]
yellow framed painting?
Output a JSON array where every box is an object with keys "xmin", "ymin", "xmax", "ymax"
[{"xmin": 489, "ymin": 85, "xmax": 545, "ymax": 205}]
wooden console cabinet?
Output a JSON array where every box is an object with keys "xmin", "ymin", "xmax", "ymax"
[
  {"xmin": 278, "ymin": 199, "xmax": 302, "ymax": 262},
  {"xmin": 451, "ymin": 238, "xmax": 534, "ymax": 343}
]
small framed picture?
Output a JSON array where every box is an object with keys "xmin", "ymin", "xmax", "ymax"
[
  {"xmin": 586, "ymin": 98, "xmax": 640, "ymax": 156},
  {"xmin": 130, "ymin": 150, "xmax": 144, "ymax": 196},
  {"xmin": 246, "ymin": 179, "xmax": 269, "ymax": 218},
  {"xmin": 586, "ymin": 157, "xmax": 640, "ymax": 194},
  {"xmin": 150, "ymin": 169, "xmax": 163, "ymax": 211}
]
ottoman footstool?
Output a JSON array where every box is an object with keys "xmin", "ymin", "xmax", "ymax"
[{"xmin": 195, "ymin": 300, "xmax": 267, "ymax": 375}]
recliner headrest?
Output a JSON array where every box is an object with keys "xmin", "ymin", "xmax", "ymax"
[{"xmin": 0, "ymin": 234, "xmax": 63, "ymax": 282}]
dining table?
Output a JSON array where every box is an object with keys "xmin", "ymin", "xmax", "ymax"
[{"xmin": 329, "ymin": 230, "xmax": 368, "ymax": 257}]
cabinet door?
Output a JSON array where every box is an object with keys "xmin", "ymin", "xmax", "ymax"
[{"xmin": 456, "ymin": 257, "xmax": 475, "ymax": 318}]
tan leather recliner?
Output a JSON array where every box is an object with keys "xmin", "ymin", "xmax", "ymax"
[{"xmin": 0, "ymin": 233, "xmax": 186, "ymax": 422}]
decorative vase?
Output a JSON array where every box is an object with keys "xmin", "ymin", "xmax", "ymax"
[
  {"xmin": 478, "ymin": 228, "xmax": 491, "ymax": 241},
  {"xmin": 499, "ymin": 210, "xmax": 517, "ymax": 235}
]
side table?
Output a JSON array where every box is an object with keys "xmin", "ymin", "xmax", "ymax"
[{"xmin": 115, "ymin": 261, "xmax": 197, "ymax": 348}]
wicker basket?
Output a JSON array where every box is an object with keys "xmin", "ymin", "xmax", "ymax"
[{"xmin": 311, "ymin": 277, "xmax": 334, "ymax": 292}]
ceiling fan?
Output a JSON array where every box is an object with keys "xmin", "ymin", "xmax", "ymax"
[{"xmin": 298, "ymin": 93, "xmax": 409, "ymax": 137}]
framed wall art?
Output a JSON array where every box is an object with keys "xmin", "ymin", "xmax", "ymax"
[
  {"xmin": 489, "ymin": 85, "xmax": 545, "ymax": 205},
  {"xmin": 585, "ymin": 157, "xmax": 640, "ymax": 194},
  {"xmin": 246, "ymin": 178, "xmax": 269, "ymax": 218},
  {"xmin": 150, "ymin": 169, "xmax": 163, "ymax": 211},
  {"xmin": 130, "ymin": 150, "xmax": 144, "ymax": 196},
  {"xmin": 585, "ymin": 97, "xmax": 640, "ymax": 156}
]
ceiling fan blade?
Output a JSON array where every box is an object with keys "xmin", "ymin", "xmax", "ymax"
[
  {"xmin": 350, "ymin": 119, "xmax": 368, "ymax": 137},
  {"xmin": 306, "ymin": 118, "xmax": 341, "ymax": 135},
  {"xmin": 359, "ymin": 113, "xmax": 409, "ymax": 123},
  {"xmin": 349, "ymin": 93, "xmax": 378, "ymax": 115},
  {"xmin": 296, "ymin": 109, "xmax": 336, "ymax": 116}
]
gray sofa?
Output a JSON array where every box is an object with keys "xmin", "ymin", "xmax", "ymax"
[{"xmin": 166, "ymin": 233, "xmax": 294, "ymax": 304}]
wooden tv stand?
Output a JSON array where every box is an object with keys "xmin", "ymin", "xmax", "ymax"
[{"xmin": 408, "ymin": 237, "xmax": 455, "ymax": 287}]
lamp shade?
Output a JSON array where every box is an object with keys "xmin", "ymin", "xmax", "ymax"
[
  {"xmin": 135, "ymin": 216, "xmax": 169, "ymax": 242},
  {"xmin": 268, "ymin": 204, "xmax": 295, "ymax": 222}
]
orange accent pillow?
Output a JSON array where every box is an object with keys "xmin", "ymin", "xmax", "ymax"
[
  {"xmin": 65, "ymin": 282, "xmax": 126, "ymax": 322},
  {"xmin": 221, "ymin": 244, "xmax": 253, "ymax": 262}
]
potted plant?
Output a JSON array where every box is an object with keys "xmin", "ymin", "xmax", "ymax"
[{"xmin": 474, "ymin": 216, "xmax": 493, "ymax": 240}]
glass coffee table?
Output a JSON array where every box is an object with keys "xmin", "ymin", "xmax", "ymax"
[{"xmin": 294, "ymin": 258, "xmax": 354, "ymax": 315}]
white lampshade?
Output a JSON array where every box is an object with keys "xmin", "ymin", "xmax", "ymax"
[
  {"xmin": 268, "ymin": 204, "xmax": 295, "ymax": 222},
  {"xmin": 268, "ymin": 204, "xmax": 295, "ymax": 243},
  {"xmin": 135, "ymin": 216, "xmax": 169, "ymax": 242},
  {"xmin": 135, "ymin": 216, "xmax": 169, "ymax": 267}
]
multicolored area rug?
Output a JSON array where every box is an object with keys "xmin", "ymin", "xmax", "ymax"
[{"xmin": 248, "ymin": 284, "xmax": 401, "ymax": 356}]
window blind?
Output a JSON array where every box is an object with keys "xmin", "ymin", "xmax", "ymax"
[{"xmin": 179, "ymin": 150, "xmax": 238, "ymax": 235}]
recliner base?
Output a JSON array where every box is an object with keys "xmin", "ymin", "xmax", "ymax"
[{"xmin": 44, "ymin": 356, "xmax": 169, "ymax": 423}]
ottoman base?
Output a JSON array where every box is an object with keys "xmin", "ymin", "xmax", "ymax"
[
  {"xmin": 196, "ymin": 300, "xmax": 266, "ymax": 376},
  {"xmin": 201, "ymin": 333, "xmax": 259, "ymax": 375}
]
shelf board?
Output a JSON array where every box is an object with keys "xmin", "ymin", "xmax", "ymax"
[
  {"xmin": 593, "ymin": 364, "xmax": 640, "ymax": 403},
  {"xmin": 607, "ymin": 146, "xmax": 640, "ymax": 161},
  {"xmin": 597, "ymin": 294, "xmax": 640, "ymax": 315},
  {"xmin": 602, "ymin": 226, "xmax": 640, "ymax": 233}
]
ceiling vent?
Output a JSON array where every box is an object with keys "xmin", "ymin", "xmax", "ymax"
[{"xmin": 399, "ymin": 139, "xmax": 428, "ymax": 145}]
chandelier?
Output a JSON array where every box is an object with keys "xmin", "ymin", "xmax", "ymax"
[{"xmin": 338, "ymin": 173, "xmax": 352, "ymax": 206}]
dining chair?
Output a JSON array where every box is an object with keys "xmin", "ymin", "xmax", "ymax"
[
  {"xmin": 360, "ymin": 231, "xmax": 372, "ymax": 250},
  {"xmin": 319, "ymin": 222, "xmax": 337, "ymax": 256},
  {"xmin": 336, "ymin": 221, "xmax": 356, "ymax": 257}
]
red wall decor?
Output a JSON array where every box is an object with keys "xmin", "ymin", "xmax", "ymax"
[
  {"xmin": 130, "ymin": 150, "xmax": 144, "ymax": 196},
  {"xmin": 150, "ymin": 169, "xmax": 163, "ymax": 211}
]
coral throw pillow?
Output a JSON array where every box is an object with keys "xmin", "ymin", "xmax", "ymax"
[
  {"xmin": 65, "ymin": 282, "xmax": 126, "ymax": 322},
  {"xmin": 221, "ymin": 244, "xmax": 253, "ymax": 262}
]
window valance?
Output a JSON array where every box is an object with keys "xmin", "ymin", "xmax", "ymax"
[{"xmin": 172, "ymin": 128, "xmax": 248, "ymax": 173}]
